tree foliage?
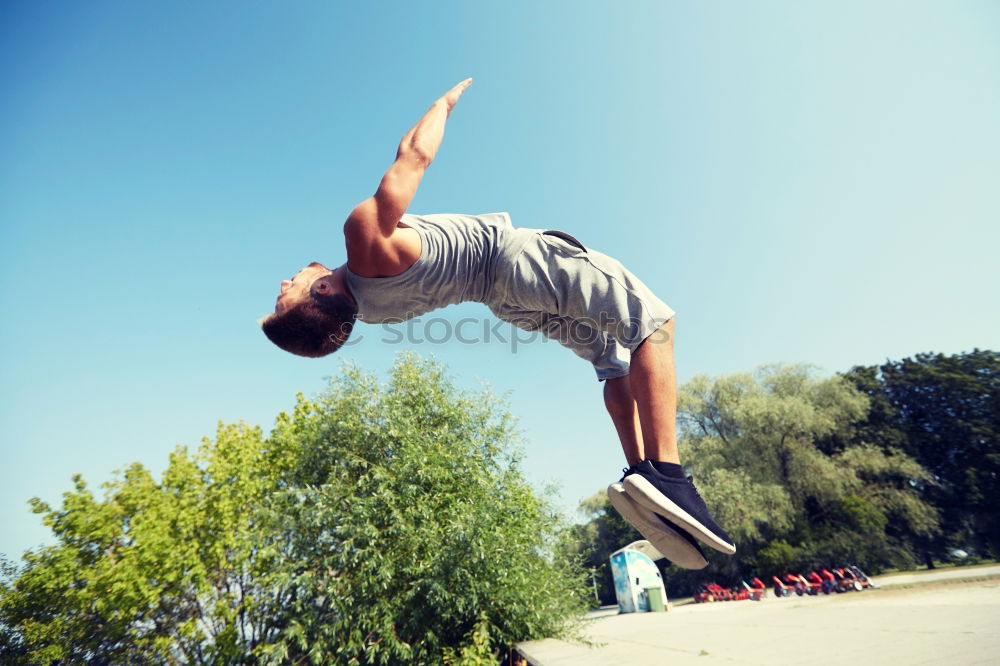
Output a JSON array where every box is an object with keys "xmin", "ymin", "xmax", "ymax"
[
  {"xmin": 257, "ymin": 356, "xmax": 587, "ymax": 664},
  {"xmin": 676, "ymin": 363, "xmax": 939, "ymax": 577},
  {"xmin": 562, "ymin": 363, "xmax": 946, "ymax": 600},
  {"xmin": 0, "ymin": 424, "xmax": 283, "ymax": 664},
  {"xmin": 1, "ymin": 354, "xmax": 588, "ymax": 664},
  {"xmin": 841, "ymin": 349, "xmax": 1000, "ymax": 559}
]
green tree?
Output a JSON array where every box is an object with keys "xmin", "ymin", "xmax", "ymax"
[
  {"xmin": 0, "ymin": 423, "xmax": 286, "ymax": 664},
  {"xmin": 1, "ymin": 354, "xmax": 588, "ymax": 664},
  {"xmin": 562, "ymin": 363, "xmax": 956, "ymax": 595},
  {"xmin": 257, "ymin": 355, "xmax": 588, "ymax": 664},
  {"xmin": 842, "ymin": 349, "xmax": 1000, "ymax": 560},
  {"xmin": 675, "ymin": 364, "xmax": 938, "ymax": 576}
]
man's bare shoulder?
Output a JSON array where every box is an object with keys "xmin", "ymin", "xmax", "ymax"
[{"xmin": 345, "ymin": 217, "xmax": 421, "ymax": 278}]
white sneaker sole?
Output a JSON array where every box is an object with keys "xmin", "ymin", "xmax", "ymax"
[
  {"xmin": 607, "ymin": 483, "xmax": 708, "ymax": 570},
  {"xmin": 623, "ymin": 475, "xmax": 737, "ymax": 555}
]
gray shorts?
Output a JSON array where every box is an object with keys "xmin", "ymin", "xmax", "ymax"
[{"xmin": 488, "ymin": 230, "xmax": 675, "ymax": 381}]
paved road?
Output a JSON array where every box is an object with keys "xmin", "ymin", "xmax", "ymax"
[
  {"xmin": 875, "ymin": 564, "xmax": 1000, "ymax": 587},
  {"xmin": 516, "ymin": 566, "xmax": 1000, "ymax": 665}
]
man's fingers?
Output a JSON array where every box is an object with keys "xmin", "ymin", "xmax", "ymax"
[
  {"xmin": 448, "ymin": 78, "xmax": 473, "ymax": 97},
  {"xmin": 441, "ymin": 78, "xmax": 473, "ymax": 113}
]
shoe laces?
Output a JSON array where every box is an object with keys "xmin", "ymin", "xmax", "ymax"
[{"xmin": 618, "ymin": 464, "xmax": 639, "ymax": 482}]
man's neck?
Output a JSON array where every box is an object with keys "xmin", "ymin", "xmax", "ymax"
[{"xmin": 331, "ymin": 264, "xmax": 356, "ymax": 305}]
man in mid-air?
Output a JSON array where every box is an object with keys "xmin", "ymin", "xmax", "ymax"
[{"xmin": 260, "ymin": 79, "xmax": 734, "ymax": 569}]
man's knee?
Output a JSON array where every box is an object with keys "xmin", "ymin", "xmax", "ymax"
[{"xmin": 637, "ymin": 317, "xmax": 675, "ymax": 353}]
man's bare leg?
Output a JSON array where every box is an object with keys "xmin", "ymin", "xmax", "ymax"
[
  {"xmin": 603, "ymin": 377, "xmax": 644, "ymax": 466},
  {"xmin": 604, "ymin": 359, "xmax": 711, "ymax": 569},
  {"xmin": 628, "ymin": 317, "xmax": 679, "ymax": 464},
  {"xmin": 620, "ymin": 316, "xmax": 736, "ymax": 554}
]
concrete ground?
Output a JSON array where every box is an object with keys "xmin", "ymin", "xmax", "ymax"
[{"xmin": 516, "ymin": 566, "xmax": 1000, "ymax": 665}]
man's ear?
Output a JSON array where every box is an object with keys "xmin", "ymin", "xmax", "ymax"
[{"xmin": 310, "ymin": 275, "xmax": 336, "ymax": 297}]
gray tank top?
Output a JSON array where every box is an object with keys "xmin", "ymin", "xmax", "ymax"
[{"xmin": 344, "ymin": 212, "xmax": 536, "ymax": 323}]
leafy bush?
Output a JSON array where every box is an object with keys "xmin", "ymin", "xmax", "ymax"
[{"xmin": 1, "ymin": 354, "xmax": 588, "ymax": 664}]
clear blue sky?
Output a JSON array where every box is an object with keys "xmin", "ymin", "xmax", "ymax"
[{"xmin": 2, "ymin": 1, "xmax": 998, "ymax": 561}]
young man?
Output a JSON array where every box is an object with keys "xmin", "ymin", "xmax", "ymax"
[{"xmin": 260, "ymin": 79, "xmax": 734, "ymax": 568}]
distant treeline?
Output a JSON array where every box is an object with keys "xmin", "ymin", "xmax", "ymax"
[{"xmin": 560, "ymin": 349, "xmax": 999, "ymax": 603}]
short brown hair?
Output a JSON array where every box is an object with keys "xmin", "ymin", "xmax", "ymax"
[{"xmin": 261, "ymin": 292, "xmax": 358, "ymax": 358}]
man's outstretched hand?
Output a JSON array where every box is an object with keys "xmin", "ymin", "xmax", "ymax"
[
  {"xmin": 440, "ymin": 78, "xmax": 473, "ymax": 115},
  {"xmin": 350, "ymin": 77, "xmax": 475, "ymax": 243}
]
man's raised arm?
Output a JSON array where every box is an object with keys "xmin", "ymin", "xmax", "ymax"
[{"xmin": 345, "ymin": 79, "xmax": 472, "ymax": 248}]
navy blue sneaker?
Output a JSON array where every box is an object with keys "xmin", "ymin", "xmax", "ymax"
[
  {"xmin": 623, "ymin": 460, "xmax": 736, "ymax": 555},
  {"xmin": 607, "ymin": 482, "xmax": 708, "ymax": 569}
]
